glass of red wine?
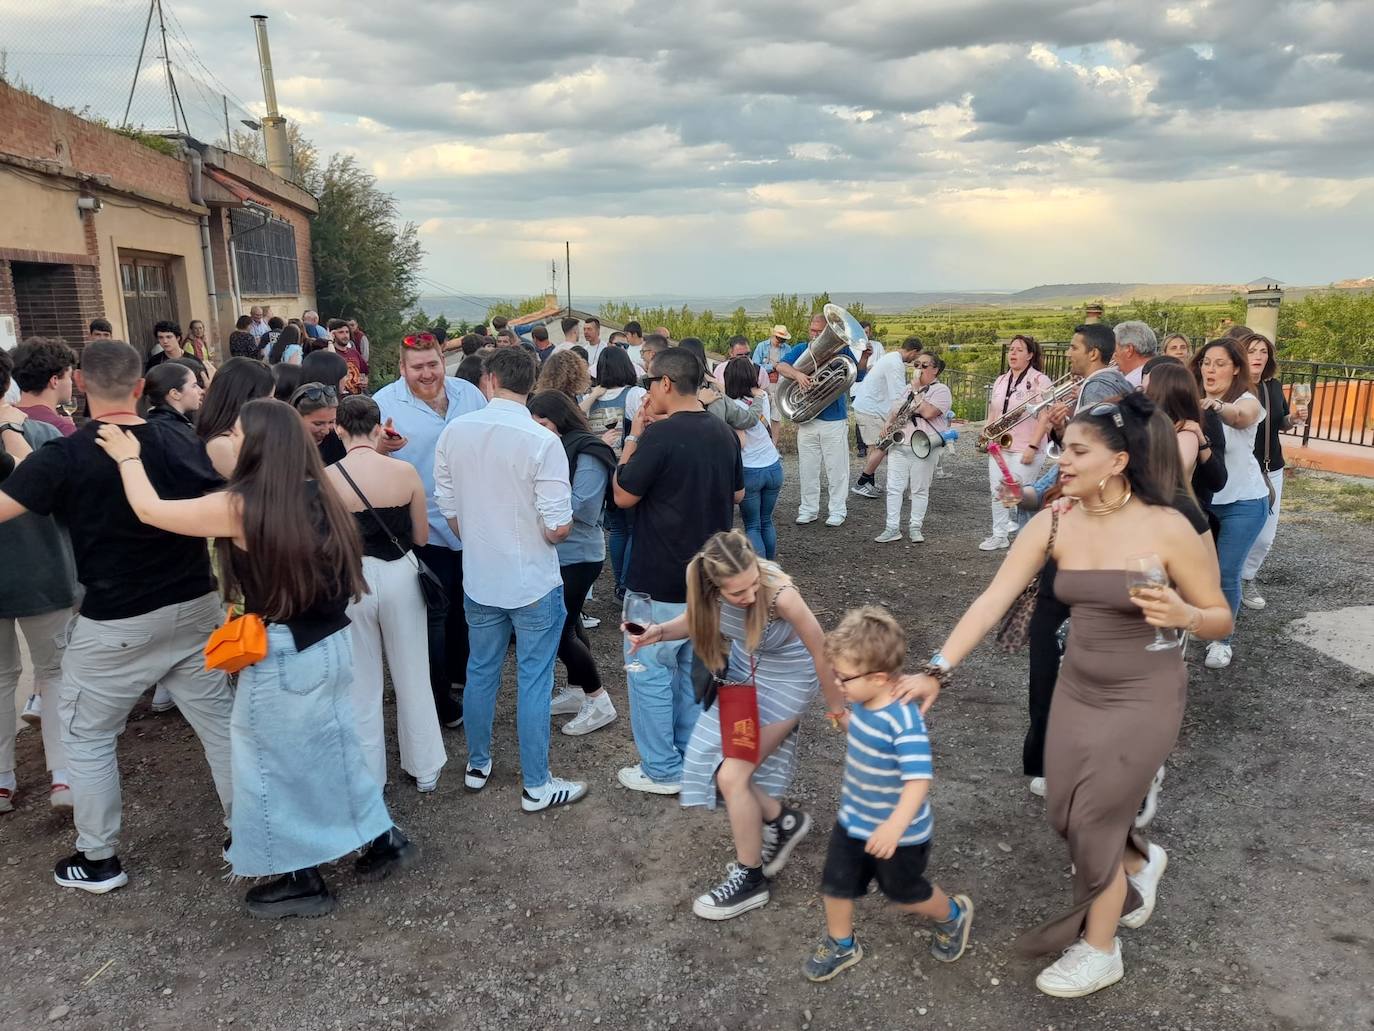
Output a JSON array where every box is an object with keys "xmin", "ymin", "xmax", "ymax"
[{"xmin": 622, "ymin": 590, "xmax": 653, "ymax": 673}]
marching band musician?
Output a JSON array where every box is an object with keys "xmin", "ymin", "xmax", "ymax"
[
  {"xmin": 979, "ymin": 336, "xmax": 1054, "ymax": 551},
  {"xmin": 851, "ymin": 337, "xmax": 925, "ymax": 499},
  {"xmin": 874, "ymin": 356, "xmax": 951, "ymax": 544}
]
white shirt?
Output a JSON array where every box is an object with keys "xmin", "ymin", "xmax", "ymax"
[
  {"xmin": 1124, "ymin": 365, "xmax": 1144, "ymax": 388},
  {"xmin": 584, "ymin": 341, "xmax": 608, "ymax": 377},
  {"xmin": 853, "ymin": 350, "xmax": 909, "ymax": 417},
  {"xmin": 434, "ymin": 398, "xmax": 573, "ymax": 608},
  {"xmin": 1211, "ymin": 392, "xmax": 1270, "ymax": 505},
  {"xmin": 735, "ymin": 395, "xmax": 780, "ymax": 468},
  {"xmin": 624, "ymin": 385, "xmax": 647, "ymax": 422}
]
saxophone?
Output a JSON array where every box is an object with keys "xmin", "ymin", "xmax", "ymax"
[
  {"xmin": 874, "ymin": 385, "xmax": 931, "ymax": 451},
  {"xmin": 976, "ymin": 372, "xmax": 1081, "ymax": 453}
]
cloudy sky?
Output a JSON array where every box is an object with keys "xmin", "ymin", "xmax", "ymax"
[{"xmin": 5, "ymin": 0, "xmax": 1374, "ymax": 296}]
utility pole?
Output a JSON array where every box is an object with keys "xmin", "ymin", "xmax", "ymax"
[
  {"xmin": 565, "ymin": 240, "xmax": 571, "ymax": 313},
  {"xmin": 223, "ymin": 95, "xmax": 232, "ymax": 149},
  {"xmin": 155, "ymin": 0, "xmax": 181, "ymax": 133}
]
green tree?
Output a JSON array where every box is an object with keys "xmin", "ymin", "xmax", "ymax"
[
  {"xmin": 486, "ymin": 295, "xmax": 549, "ymax": 323},
  {"xmin": 768, "ymin": 294, "xmax": 812, "ymax": 343},
  {"xmin": 312, "ymin": 154, "xmax": 423, "ymax": 388}
]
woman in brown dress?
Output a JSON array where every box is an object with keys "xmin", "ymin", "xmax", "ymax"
[{"xmin": 896, "ymin": 393, "xmax": 1232, "ymax": 999}]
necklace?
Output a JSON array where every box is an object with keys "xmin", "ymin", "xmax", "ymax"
[
  {"xmin": 93, "ymin": 410, "xmax": 140, "ymax": 420},
  {"xmin": 345, "ymin": 444, "xmax": 374, "ymax": 456},
  {"xmin": 1081, "ymin": 486, "xmax": 1132, "ymax": 515}
]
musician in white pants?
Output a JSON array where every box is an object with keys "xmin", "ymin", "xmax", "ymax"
[
  {"xmin": 875, "ymin": 357, "xmax": 952, "ymax": 543},
  {"xmin": 777, "ymin": 319, "xmax": 858, "ymax": 527},
  {"xmin": 980, "ymin": 336, "xmax": 1053, "ymax": 551}
]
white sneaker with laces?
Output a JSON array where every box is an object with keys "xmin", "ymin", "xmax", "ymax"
[
  {"xmin": 562, "ymin": 692, "xmax": 617, "ymax": 736},
  {"xmin": 550, "ymin": 687, "xmax": 585, "ymax": 716},
  {"xmin": 908, "ymin": 527, "xmax": 925, "ymax": 543},
  {"xmin": 1240, "ymin": 580, "xmax": 1267, "ymax": 610},
  {"xmin": 20, "ymin": 693, "xmax": 42, "ymax": 726},
  {"xmin": 1028, "ymin": 777, "xmax": 1047, "ymax": 797},
  {"xmin": 1204, "ymin": 641, "xmax": 1233, "ymax": 669},
  {"xmin": 1035, "ymin": 938, "xmax": 1124, "ymax": 998},
  {"xmin": 579, "ymin": 611, "xmax": 602, "ymax": 630},
  {"xmin": 874, "ymin": 528, "xmax": 902, "ymax": 543},
  {"xmin": 617, "ymin": 764, "xmax": 680, "ymax": 795},
  {"xmin": 978, "ymin": 535, "xmax": 1010, "ymax": 551},
  {"xmin": 521, "ymin": 776, "xmax": 588, "ymax": 812},
  {"xmin": 1120, "ymin": 842, "xmax": 1168, "ymax": 929}
]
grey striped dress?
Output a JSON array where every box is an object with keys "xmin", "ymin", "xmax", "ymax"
[{"xmin": 680, "ymin": 587, "xmax": 821, "ymax": 810}]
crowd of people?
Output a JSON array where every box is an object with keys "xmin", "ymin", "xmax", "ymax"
[{"xmin": 0, "ymin": 306, "xmax": 1305, "ymax": 997}]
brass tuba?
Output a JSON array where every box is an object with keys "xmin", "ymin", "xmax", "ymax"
[{"xmin": 776, "ymin": 304, "xmax": 863, "ymax": 423}]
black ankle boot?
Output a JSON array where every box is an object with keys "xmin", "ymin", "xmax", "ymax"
[
  {"xmin": 244, "ymin": 867, "xmax": 336, "ymax": 919},
  {"xmin": 354, "ymin": 826, "xmax": 418, "ymax": 882}
]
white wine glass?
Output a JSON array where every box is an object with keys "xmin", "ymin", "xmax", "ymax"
[
  {"xmin": 1125, "ymin": 553, "xmax": 1178, "ymax": 652},
  {"xmin": 622, "ymin": 591, "xmax": 653, "ymax": 673},
  {"xmin": 1290, "ymin": 383, "xmax": 1312, "ymax": 429}
]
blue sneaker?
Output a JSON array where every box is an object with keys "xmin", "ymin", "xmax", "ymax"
[
  {"xmin": 802, "ymin": 934, "xmax": 864, "ymax": 982},
  {"xmin": 930, "ymin": 894, "xmax": 974, "ymax": 963}
]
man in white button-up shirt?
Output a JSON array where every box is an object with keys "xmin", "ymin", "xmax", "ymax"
[{"xmin": 434, "ymin": 348, "xmax": 587, "ymax": 813}]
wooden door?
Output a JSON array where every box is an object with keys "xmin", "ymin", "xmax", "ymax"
[{"xmin": 120, "ymin": 259, "xmax": 178, "ymax": 354}]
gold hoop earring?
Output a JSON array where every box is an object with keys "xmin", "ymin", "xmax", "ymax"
[{"xmin": 1084, "ymin": 473, "xmax": 1132, "ymax": 515}]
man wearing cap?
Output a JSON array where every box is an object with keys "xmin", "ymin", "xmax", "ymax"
[{"xmin": 752, "ymin": 325, "xmax": 792, "ymax": 439}]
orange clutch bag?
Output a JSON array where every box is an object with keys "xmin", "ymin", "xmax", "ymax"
[{"xmin": 204, "ymin": 607, "xmax": 267, "ymax": 673}]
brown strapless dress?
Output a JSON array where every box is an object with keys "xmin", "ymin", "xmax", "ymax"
[{"xmin": 1016, "ymin": 568, "xmax": 1187, "ymax": 956}]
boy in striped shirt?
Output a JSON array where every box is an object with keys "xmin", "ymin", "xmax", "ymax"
[{"xmin": 803, "ymin": 605, "xmax": 973, "ymax": 982}]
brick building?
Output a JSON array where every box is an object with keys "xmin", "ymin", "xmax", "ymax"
[{"xmin": 0, "ymin": 80, "xmax": 318, "ymax": 359}]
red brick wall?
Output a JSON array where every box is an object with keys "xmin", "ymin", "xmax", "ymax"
[{"xmin": 0, "ymin": 82, "xmax": 189, "ymax": 203}]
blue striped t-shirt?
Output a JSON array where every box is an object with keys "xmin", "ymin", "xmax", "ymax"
[{"xmin": 838, "ymin": 700, "xmax": 934, "ymax": 846}]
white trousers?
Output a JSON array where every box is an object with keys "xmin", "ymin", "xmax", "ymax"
[
  {"xmin": 987, "ymin": 449, "xmax": 1046, "ymax": 538},
  {"xmin": 797, "ymin": 418, "xmax": 851, "ymax": 519},
  {"xmin": 348, "ymin": 554, "xmax": 448, "ymax": 785},
  {"xmin": 1242, "ymin": 468, "xmax": 1285, "ymax": 581},
  {"xmin": 885, "ymin": 447, "xmax": 940, "ymax": 532},
  {"xmin": 0, "ymin": 608, "xmax": 70, "ymax": 775}
]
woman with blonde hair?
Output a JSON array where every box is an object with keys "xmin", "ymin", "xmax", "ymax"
[
  {"xmin": 537, "ymin": 349, "xmax": 591, "ymax": 400},
  {"xmin": 1161, "ymin": 333, "xmax": 1191, "ymax": 361},
  {"xmin": 625, "ymin": 530, "xmax": 843, "ymax": 921}
]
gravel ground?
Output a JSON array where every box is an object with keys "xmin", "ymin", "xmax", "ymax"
[{"xmin": 2, "ymin": 443, "xmax": 1371, "ymax": 1031}]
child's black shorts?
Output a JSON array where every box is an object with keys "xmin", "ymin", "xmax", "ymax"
[{"xmin": 820, "ymin": 820, "xmax": 933, "ymax": 905}]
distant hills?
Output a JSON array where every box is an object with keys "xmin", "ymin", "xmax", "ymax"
[{"xmin": 418, "ymin": 279, "xmax": 1373, "ymax": 321}]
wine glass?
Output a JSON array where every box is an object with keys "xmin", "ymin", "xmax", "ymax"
[
  {"xmin": 622, "ymin": 591, "xmax": 653, "ymax": 673},
  {"xmin": 1290, "ymin": 384, "xmax": 1312, "ymax": 428},
  {"xmin": 1125, "ymin": 554, "xmax": 1178, "ymax": 652}
]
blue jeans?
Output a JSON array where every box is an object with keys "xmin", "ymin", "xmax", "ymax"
[
  {"xmin": 623, "ymin": 600, "xmax": 700, "ymax": 783},
  {"xmin": 1212, "ymin": 497, "xmax": 1269, "ymax": 642},
  {"xmin": 605, "ymin": 506, "xmax": 632, "ymax": 593},
  {"xmin": 463, "ymin": 585, "xmax": 565, "ymax": 790},
  {"xmin": 740, "ymin": 460, "xmax": 783, "ymax": 559}
]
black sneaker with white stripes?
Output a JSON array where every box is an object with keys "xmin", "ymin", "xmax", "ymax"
[
  {"xmin": 520, "ymin": 776, "xmax": 588, "ymax": 812},
  {"xmin": 692, "ymin": 862, "xmax": 770, "ymax": 920},
  {"xmin": 761, "ymin": 807, "xmax": 812, "ymax": 878},
  {"xmin": 54, "ymin": 852, "xmax": 129, "ymax": 894}
]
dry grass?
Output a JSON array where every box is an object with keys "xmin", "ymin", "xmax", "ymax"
[{"xmin": 1282, "ymin": 469, "xmax": 1374, "ymax": 524}]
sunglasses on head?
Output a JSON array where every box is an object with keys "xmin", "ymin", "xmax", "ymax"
[
  {"xmin": 1087, "ymin": 402, "xmax": 1124, "ymax": 427},
  {"xmin": 295, "ymin": 384, "xmax": 339, "ymax": 404},
  {"xmin": 402, "ymin": 333, "xmax": 437, "ymax": 348}
]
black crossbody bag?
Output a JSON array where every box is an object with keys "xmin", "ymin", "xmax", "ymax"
[{"xmin": 336, "ymin": 465, "xmax": 448, "ymax": 610}]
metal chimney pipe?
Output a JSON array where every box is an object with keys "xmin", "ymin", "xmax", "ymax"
[{"xmin": 250, "ymin": 14, "xmax": 293, "ymax": 180}]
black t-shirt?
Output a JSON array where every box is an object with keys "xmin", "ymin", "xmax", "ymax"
[
  {"xmin": 616, "ymin": 410, "xmax": 743, "ymax": 603},
  {"xmin": 1252, "ymin": 379, "xmax": 1288, "ymax": 473},
  {"xmin": 2, "ymin": 419, "xmax": 223, "ymax": 620}
]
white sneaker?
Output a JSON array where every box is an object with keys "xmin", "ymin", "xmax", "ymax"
[
  {"xmin": 464, "ymin": 760, "xmax": 492, "ymax": 792},
  {"xmin": 825, "ymin": 515, "xmax": 846, "ymax": 527},
  {"xmin": 1120, "ymin": 843, "xmax": 1168, "ymax": 929},
  {"xmin": 617, "ymin": 764, "xmax": 681, "ymax": 795},
  {"xmin": 150, "ymin": 685, "xmax": 176, "ymax": 713},
  {"xmin": 579, "ymin": 611, "xmax": 602, "ymax": 630},
  {"xmin": 416, "ymin": 773, "xmax": 440, "ymax": 793},
  {"xmin": 1135, "ymin": 766, "xmax": 1165, "ymax": 829},
  {"xmin": 874, "ymin": 528, "xmax": 902, "ymax": 543},
  {"xmin": 1028, "ymin": 777, "xmax": 1047, "ymax": 798},
  {"xmin": 1035, "ymin": 938, "xmax": 1124, "ymax": 998},
  {"xmin": 521, "ymin": 776, "xmax": 588, "ymax": 812},
  {"xmin": 795, "ymin": 513, "xmax": 818, "ymax": 525},
  {"xmin": 563, "ymin": 693, "xmax": 617, "ymax": 736},
  {"xmin": 1240, "ymin": 580, "xmax": 1267, "ymax": 610},
  {"xmin": 978, "ymin": 535, "xmax": 1010, "ymax": 551},
  {"xmin": 1204, "ymin": 642, "xmax": 1233, "ymax": 669},
  {"xmin": 20, "ymin": 693, "xmax": 42, "ymax": 725},
  {"xmin": 550, "ymin": 687, "xmax": 585, "ymax": 716},
  {"xmin": 908, "ymin": 527, "xmax": 925, "ymax": 543}
]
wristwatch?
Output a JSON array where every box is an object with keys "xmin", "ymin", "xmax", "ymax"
[
  {"xmin": 923, "ymin": 652, "xmax": 953, "ymax": 684},
  {"xmin": 624, "ymin": 433, "xmax": 640, "ymax": 444}
]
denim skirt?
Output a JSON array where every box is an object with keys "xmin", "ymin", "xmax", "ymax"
[{"xmin": 227, "ymin": 625, "xmax": 392, "ymax": 876}]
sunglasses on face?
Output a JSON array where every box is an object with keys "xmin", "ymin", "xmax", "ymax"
[
  {"xmin": 915, "ymin": 361, "xmax": 935, "ymax": 369},
  {"xmin": 402, "ymin": 333, "xmax": 437, "ymax": 348},
  {"xmin": 640, "ymin": 374, "xmax": 684, "ymax": 390}
]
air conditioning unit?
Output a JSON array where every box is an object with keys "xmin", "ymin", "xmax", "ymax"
[{"xmin": 0, "ymin": 315, "xmax": 17, "ymax": 352}]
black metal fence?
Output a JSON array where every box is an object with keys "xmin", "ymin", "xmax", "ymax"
[{"xmin": 1018, "ymin": 343, "xmax": 1374, "ymax": 448}]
